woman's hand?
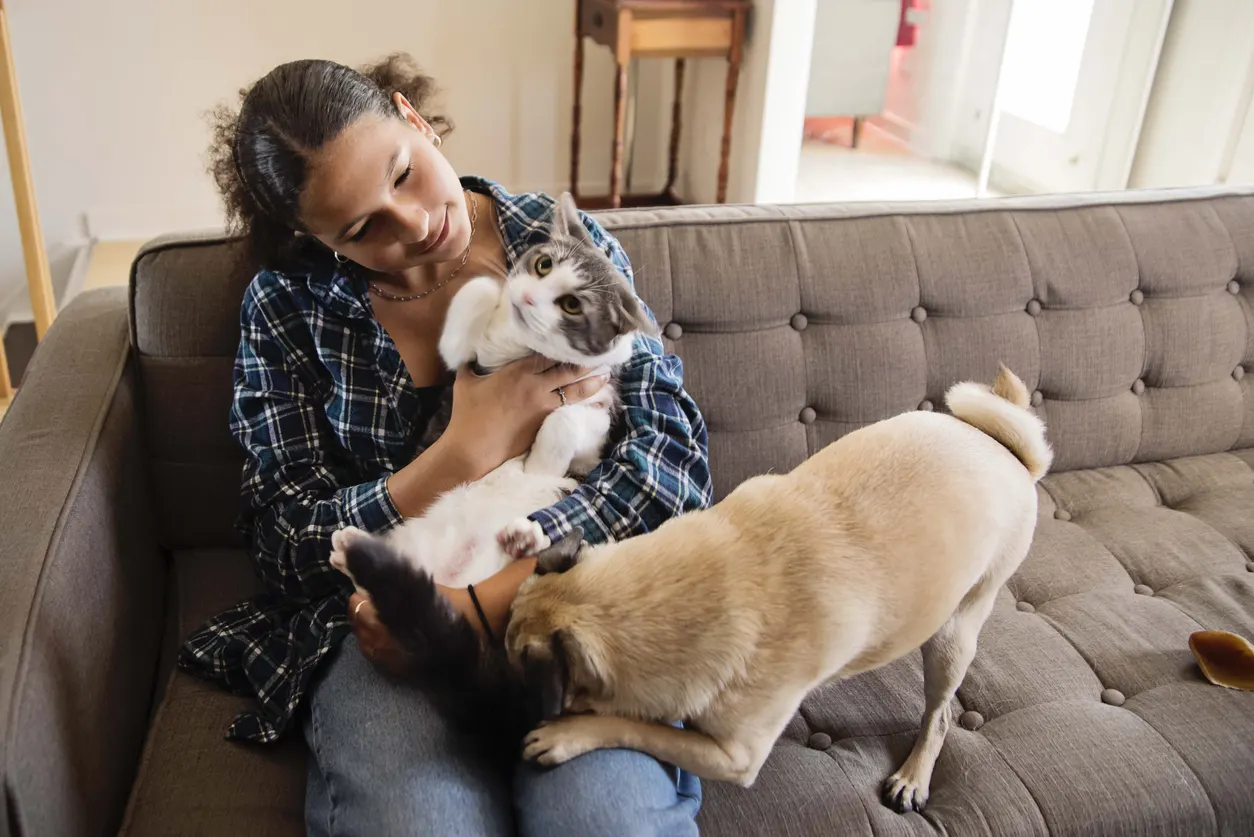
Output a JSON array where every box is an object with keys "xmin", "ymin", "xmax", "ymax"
[
  {"xmin": 349, "ymin": 557, "xmax": 539, "ymax": 671},
  {"xmin": 441, "ymin": 357, "xmax": 609, "ymax": 478},
  {"xmin": 348, "ymin": 592, "xmax": 411, "ymax": 676}
]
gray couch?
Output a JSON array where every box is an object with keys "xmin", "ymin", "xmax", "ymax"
[{"xmin": 2, "ymin": 187, "xmax": 1253, "ymax": 836}]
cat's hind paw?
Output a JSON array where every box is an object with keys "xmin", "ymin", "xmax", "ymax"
[
  {"xmin": 329, "ymin": 526, "xmax": 366, "ymax": 577},
  {"xmin": 498, "ymin": 518, "xmax": 551, "ymax": 560}
]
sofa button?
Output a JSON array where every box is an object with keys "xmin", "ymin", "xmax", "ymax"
[
  {"xmin": 1026, "ymin": 299, "xmax": 1042, "ymax": 316},
  {"xmin": 1031, "ymin": 390, "xmax": 1044, "ymax": 407},
  {"xmin": 1229, "ymin": 280, "xmax": 1241, "ymax": 295},
  {"xmin": 799, "ymin": 407, "xmax": 817, "ymax": 425},
  {"xmin": 790, "ymin": 313, "xmax": 808, "ymax": 331},
  {"xmin": 808, "ymin": 732, "xmax": 832, "ymax": 750},
  {"xmin": 1234, "ymin": 365, "xmax": 1245, "ymax": 381},
  {"xmin": 918, "ymin": 399, "xmax": 934, "ymax": 412},
  {"xmin": 911, "ymin": 306, "xmax": 928, "ymax": 323},
  {"xmin": 663, "ymin": 322, "xmax": 683, "ymax": 340},
  {"xmin": 1246, "ymin": 562, "xmax": 1253, "ymax": 572},
  {"xmin": 1134, "ymin": 584, "xmax": 1154, "ymax": 596},
  {"xmin": 1130, "ymin": 289, "xmax": 1144, "ymax": 305},
  {"xmin": 958, "ymin": 710, "xmax": 984, "ymax": 731},
  {"xmin": 1016, "ymin": 601, "xmax": 1036, "ymax": 613},
  {"xmin": 1101, "ymin": 688, "xmax": 1126, "ymax": 707},
  {"xmin": 1132, "ymin": 379, "xmax": 1146, "ymax": 395},
  {"xmin": 1055, "ymin": 509, "xmax": 1072, "ymax": 521}
]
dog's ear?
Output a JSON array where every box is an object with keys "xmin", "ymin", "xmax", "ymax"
[
  {"xmin": 522, "ymin": 630, "xmax": 572, "ymax": 719},
  {"xmin": 535, "ymin": 528, "xmax": 585, "ymax": 575}
]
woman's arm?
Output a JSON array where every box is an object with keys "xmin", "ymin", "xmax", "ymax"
[{"xmin": 527, "ymin": 212, "xmax": 714, "ymax": 544}]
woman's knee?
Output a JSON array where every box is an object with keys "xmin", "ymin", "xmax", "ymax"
[
  {"xmin": 514, "ymin": 749, "xmax": 700, "ymax": 837},
  {"xmin": 304, "ymin": 637, "xmax": 512, "ymax": 836}
]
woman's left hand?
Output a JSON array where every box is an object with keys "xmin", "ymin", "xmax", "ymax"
[{"xmin": 348, "ymin": 592, "xmax": 411, "ymax": 675}]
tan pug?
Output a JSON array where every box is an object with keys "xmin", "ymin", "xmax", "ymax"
[{"xmin": 506, "ymin": 365, "xmax": 1052, "ymax": 812}]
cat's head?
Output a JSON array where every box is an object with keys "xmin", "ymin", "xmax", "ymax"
[{"xmin": 507, "ymin": 192, "xmax": 658, "ymax": 366}]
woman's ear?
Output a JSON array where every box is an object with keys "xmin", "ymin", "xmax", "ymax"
[{"xmin": 393, "ymin": 92, "xmax": 435, "ymax": 137}]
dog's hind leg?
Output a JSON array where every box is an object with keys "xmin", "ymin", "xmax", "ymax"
[{"xmin": 882, "ymin": 582, "xmax": 998, "ymax": 813}]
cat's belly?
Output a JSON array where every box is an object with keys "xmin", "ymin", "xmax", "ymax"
[{"xmin": 386, "ymin": 458, "xmax": 575, "ymax": 587}]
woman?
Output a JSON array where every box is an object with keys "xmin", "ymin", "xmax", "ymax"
[{"xmin": 178, "ymin": 55, "xmax": 712, "ymax": 836}]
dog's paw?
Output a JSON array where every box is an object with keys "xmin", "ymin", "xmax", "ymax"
[
  {"xmin": 521, "ymin": 719, "xmax": 597, "ymax": 767},
  {"xmin": 881, "ymin": 771, "xmax": 930, "ymax": 814},
  {"xmin": 498, "ymin": 518, "xmax": 551, "ymax": 559},
  {"xmin": 329, "ymin": 526, "xmax": 366, "ymax": 576}
]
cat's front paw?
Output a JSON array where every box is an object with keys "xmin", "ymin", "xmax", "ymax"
[
  {"xmin": 498, "ymin": 518, "xmax": 551, "ymax": 559},
  {"xmin": 329, "ymin": 526, "xmax": 366, "ymax": 578}
]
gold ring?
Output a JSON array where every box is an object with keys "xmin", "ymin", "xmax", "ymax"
[{"xmin": 558, "ymin": 386, "xmax": 568, "ymax": 407}]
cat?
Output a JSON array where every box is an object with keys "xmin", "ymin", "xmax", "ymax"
[{"xmin": 328, "ymin": 192, "xmax": 656, "ymax": 751}]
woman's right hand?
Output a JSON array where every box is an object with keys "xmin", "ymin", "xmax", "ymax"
[{"xmin": 441, "ymin": 356, "xmax": 609, "ymax": 476}]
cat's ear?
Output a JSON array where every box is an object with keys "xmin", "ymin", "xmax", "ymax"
[
  {"xmin": 554, "ymin": 192, "xmax": 593, "ymax": 244},
  {"xmin": 535, "ymin": 528, "xmax": 585, "ymax": 575},
  {"xmin": 617, "ymin": 286, "xmax": 661, "ymax": 339}
]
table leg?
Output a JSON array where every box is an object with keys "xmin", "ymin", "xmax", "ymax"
[
  {"xmin": 717, "ymin": 54, "xmax": 741, "ymax": 204},
  {"xmin": 610, "ymin": 59, "xmax": 628, "ymax": 209},
  {"xmin": 664, "ymin": 58, "xmax": 686, "ymax": 198},
  {"xmin": 570, "ymin": 6, "xmax": 584, "ymax": 197}
]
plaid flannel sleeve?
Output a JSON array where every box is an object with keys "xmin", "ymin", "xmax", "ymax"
[
  {"xmin": 231, "ymin": 274, "xmax": 404, "ymax": 602},
  {"xmin": 528, "ymin": 213, "xmax": 713, "ymax": 544}
]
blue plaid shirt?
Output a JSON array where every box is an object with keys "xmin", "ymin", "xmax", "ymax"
[{"xmin": 178, "ymin": 176, "xmax": 712, "ymax": 743}]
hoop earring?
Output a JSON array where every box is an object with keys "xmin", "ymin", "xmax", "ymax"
[
  {"xmin": 334, "ymin": 251, "xmax": 349, "ymax": 264},
  {"xmin": 432, "ymin": 134, "xmax": 443, "ymax": 149}
]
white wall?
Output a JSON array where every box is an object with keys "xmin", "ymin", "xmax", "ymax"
[
  {"xmin": 676, "ymin": 0, "xmax": 815, "ymax": 205},
  {"xmin": 1129, "ymin": 0, "xmax": 1254, "ymax": 188},
  {"xmin": 0, "ymin": 0, "xmax": 673, "ymax": 325}
]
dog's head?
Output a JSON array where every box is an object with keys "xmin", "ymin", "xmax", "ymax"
[{"xmin": 506, "ymin": 529, "xmax": 613, "ymax": 719}]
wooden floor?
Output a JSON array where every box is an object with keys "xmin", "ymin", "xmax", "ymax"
[
  {"xmin": 83, "ymin": 240, "xmax": 146, "ymax": 291},
  {"xmin": 0, "ymin": 240, "xmax": 146, "ymax": 424}
]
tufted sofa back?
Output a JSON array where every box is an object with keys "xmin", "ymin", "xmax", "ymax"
[{"xmin": 130, "ymin": 189, "xmax": 1254, "ymax": 547}]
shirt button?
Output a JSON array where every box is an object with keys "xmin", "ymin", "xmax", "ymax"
[{"xmin": 663, "ymin": 322, "xmax": 683, "ymax": 340}]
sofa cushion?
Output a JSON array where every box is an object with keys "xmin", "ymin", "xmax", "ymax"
[
  {"xmin": 130, "ymin": 191, "xmax": 1254, "ymax": 547},
  {"xmin": 119, "ymin": 550, "xmax": 305, "ymax": 837},
  {"xmin": 123, "ymin": 452, "xmax": 1254, "ymax": 836}
]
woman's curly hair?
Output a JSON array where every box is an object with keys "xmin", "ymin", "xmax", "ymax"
[{"xmin": 206, "ymin": 53, "xmax": 452, "ymax": 268}]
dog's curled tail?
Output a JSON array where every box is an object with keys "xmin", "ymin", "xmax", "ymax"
[{"xmin": 945, "ymin": 364, "xmax": 1053, "ymax": 482}]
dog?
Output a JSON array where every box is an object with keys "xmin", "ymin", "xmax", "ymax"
[{"xmin": 505, "ymin": 364, "xmax": 1052, "ymax": 812}]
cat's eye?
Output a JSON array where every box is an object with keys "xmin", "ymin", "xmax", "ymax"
[
  {"xmin": 533, "ymin": 254, "xmax": 554, "ymax": 277},
  {"xmin": 557, "ymin": 295, "xmax": 582, "ymax": 315}
]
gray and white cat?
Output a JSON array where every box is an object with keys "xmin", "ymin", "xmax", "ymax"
[{"xmin": 330, "ymin": 192, "xmax": 655, "ymax": 593}]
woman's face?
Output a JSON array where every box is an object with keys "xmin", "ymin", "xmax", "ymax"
[{"xmin": 298, "ymin": 93, "xmax": 468, "ymax": 275}]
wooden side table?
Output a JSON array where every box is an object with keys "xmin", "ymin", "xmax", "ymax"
[{"xmin": 571, "ymin": 0, "xmax": 751, "ymax": 209}]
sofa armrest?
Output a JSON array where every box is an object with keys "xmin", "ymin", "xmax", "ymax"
[{"xmin": 0, "ymin": 289, "xmax": 166, "ymax": 837}]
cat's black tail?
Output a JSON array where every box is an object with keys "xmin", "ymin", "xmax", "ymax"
[{"xmin": 340, "ymin": 536, "xmax": 535, "ymax": 759}]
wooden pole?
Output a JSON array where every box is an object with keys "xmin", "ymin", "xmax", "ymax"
[
  {"xmin": 570, "ymin": 0, "xmax": 585, "ymax": 198},
  {"xmin": 0, "ymin": 332, "xmax": 11, "ymax": 399},
  {"xmin": 0, "ymin": 1, "xmax": 56, "ymax": 339}
]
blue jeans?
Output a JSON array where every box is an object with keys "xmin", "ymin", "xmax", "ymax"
[{"xmin": 303, "ymin": 636, "xmax": 701, "ymax": 836}]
